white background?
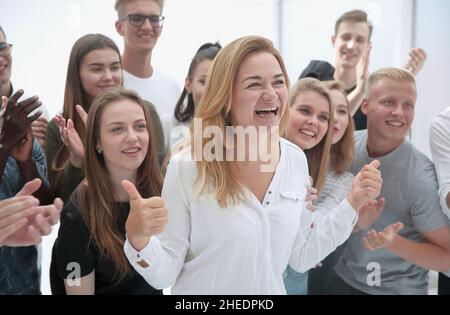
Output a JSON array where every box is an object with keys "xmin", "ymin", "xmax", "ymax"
[{"xmin": 0, "ymin": 0, "xmax": 449, "ymax": 294}]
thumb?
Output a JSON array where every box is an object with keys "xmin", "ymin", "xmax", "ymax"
[
  {"xmin": 391, "ymin": 222, "xmax": 404, "ymax": 233},
  {"xmin": 76, "ymin": 105, "xmax": 88, "ymax": 127},
  {"xmin": 369, "ymin": 159, "xmax": 381, "ymax": 169},
  {"xmin": 121, "ymin": 180, "xmax": 142, "ymax": 202},
  {"xmin": 16, "ymin": 178, "xmax": 42, "ymax": 197}
]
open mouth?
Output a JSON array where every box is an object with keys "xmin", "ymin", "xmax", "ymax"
[
  {"xmin": 300, "ymin": 129, "xmax": 316, "ymax": 138},
  {"xmin": 122, "ymin": 147, "xmax": 141, "ymax": 157},
  {"xmin": 255, "ymin": 107, "xmax": 278, "ymax": 117},
  {"xmin": 386, "ymin": 121, "xmax": 405, "ymax": 128}
]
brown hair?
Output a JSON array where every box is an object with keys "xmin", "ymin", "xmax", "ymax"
[
  {"xmin": 324, "ymin": 81, "xmax": 355, "ymax": 174},
  {"xmin": 335, "ymin": 10, "xmax": 373, "ymax": 40},
  {"xmin": 50, "ymin": 34, "xmax": 122, "ymax": 193},
  {"xmin": 115, "ymin": 0, "xmax": 164, "ymax": 17},
  {"xmin": 189, "ymin": 35, "xmax": 290, "ymax": 208},
  {"xmin": 289, "ymin": 78, "xmax": 334, "ymax": 193},
  {"xmin": 76, "ymin": 87, "xmax": 163, "ymax": 280}
]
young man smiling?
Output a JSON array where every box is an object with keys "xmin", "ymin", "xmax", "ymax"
[
  {"xmin": 299, "ymin": 10, "xmax": 427, "ymax": 131},
  {"xmin": 114, "ymin": 0, "xmax": 180, "ymax": 117},
  {"xmin": 332, "ymin": 68, "xmax": 450, "ymax": 295}
]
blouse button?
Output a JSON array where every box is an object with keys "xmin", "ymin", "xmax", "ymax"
[
  {"xmin": 268, "ymin": 191, "xmax": 272, "ymax": 194},
  {"xmin": 266, "ymin": 201, "xmax": 270, "ymax": 205}
]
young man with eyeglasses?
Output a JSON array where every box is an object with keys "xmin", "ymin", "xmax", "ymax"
[
  {"xmin": 114, "ymin": 0, "xmax": 180, "ymax": 117},
  {"xmin": 0, "ymin": 26, "xmax": 50, "ymax": 150}
]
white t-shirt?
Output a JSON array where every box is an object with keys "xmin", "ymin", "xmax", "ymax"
[
  {"xmin": 430, "ymin": 106, "xmax": 450, "ymax": 219},
  {"xmin": 160, "ymin": 113, "xmax": 190, "ymax": 153},
  {"xmin": 124, "ymin": 138, "xmax": 358, "ymax": 294},
  {"xmin": 123, "ymin": 69, "xmax": 181, "ymax": 117}
]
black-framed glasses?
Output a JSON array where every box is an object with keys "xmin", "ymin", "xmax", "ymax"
[
  {"xmin": 0, "ymin": 42, "xmax": 12, "ymax": 57},
  {"xmin": 120, "ymin": 14, "xmax": 165, "ymax": 28}
]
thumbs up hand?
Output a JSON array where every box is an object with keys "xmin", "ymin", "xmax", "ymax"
[
  {"xmin": 122, "ymin": 180, "xmax": 168, "ymax": 251},
  {"xmin": 347, "ymin": 160, "xmax": 383, "ymax": 212}
]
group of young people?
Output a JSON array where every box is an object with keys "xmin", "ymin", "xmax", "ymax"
[{"xmin": 1, "ymin": 0, "xmax": 449, "ymax": 295}]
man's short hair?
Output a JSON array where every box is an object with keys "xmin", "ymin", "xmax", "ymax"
[
  {"xmin": 115, "ymin": 0, "xmax": 165, "ymax": 17},
  {"xmin": 335, "ymin": 10, "xmax": 373, "ymax": 40},
  {"xmin": 367, "ymin": 67, "xmax": 416, "ymax": 97}
]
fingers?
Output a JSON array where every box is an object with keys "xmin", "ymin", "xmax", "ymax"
[
  {"xmin": 0, "ymin": 217, "xmax": 28, "ymax": 244},
  {"xmin": 16, "ymin": 178, "xmax": 42, "ymax": 197},
  {"xmin": 0, "ymin": 199, "xmax": 36, "ymax": 227},
  {"xmin": 5, "ymin": 89, "xmax": 25, "ymax": 113},
  {"xmin": 76, "ymin": 105, "xmax": 88, "ymax": 126},
  {"xmin": 26, "ymin": 225, "xmax": 43, "ymax": 245},
  {"xmin": 34, "ymin": 214, "xmax": 52, "ymax": 236},
  {"xmin": 385, "ymin": 221, "xmax": 404, "ymax": 234},
  {"xmin": 121, "ymin": 180, "xmax": 142, "ymax": 201}
]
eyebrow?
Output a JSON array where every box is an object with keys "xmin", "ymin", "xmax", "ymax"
[
  {"xmin": 107, "ymin": 119, "xmax": 146, "ymax": 126},
  {"xmin": 242, "ymin": 73, "xmax": 284, "ymax": 83},
  {"xmin": 88, "ymin": 61, "xmax": 120, "ymax": 67}
]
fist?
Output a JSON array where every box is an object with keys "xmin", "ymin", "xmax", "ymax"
[
  {"xmin": 122, "ymin": 180, "xmax": 168, "ymax": 251},
  {"xmin": 348, "ymin": 160, "xmax": 383, "ymax": 211}
]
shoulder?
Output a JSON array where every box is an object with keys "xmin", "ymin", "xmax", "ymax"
[
  {"xmin": 280, "ymin": 138, "xmax": 308, "ymax": 173},
  {"xmin": 430, "ymin": 108, "xmax": 450, "ymax": 140}
]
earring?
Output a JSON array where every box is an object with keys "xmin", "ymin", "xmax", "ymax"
[{"xmin": 96, "ymin": 146, "xmax": 102, "ymax": 154}]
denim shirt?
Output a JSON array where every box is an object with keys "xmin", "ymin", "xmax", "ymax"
[{"xmin": 0, "ymin": 140, "xmax": 49, "ymax": 294}]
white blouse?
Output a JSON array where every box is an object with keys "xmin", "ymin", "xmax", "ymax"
[{"xmin": 124, "ymin": 138, "xmax": 358, "ymax": 294}]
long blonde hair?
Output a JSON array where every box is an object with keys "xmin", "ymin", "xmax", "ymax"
[
  {"xmin": 189, "ymin": 35, "xmax": 290, "ymax": 208},
  {"xmin": 289, "ymin": 78, "xmax": 334, "ymax": 193}
]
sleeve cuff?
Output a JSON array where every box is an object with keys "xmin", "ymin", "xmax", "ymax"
[
  {"xmin": 338, "ymin": 198, "xmax": 359, "ymax": 227},
  {"xmin": 124, "ymin": 236, "xmax": 160, "ymax": 271}
]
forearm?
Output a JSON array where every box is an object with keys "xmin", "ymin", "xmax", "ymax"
[
  {"xmin": 16, "ymin": 159, "xmax": 51, "ymax": 203},
  {"xmin": 387, "ymin": 235, "xmax": 450, "ymax": 272},
  {"xmin": 348, "ymin": 87, "xmax": 365, "ymax": 116}
]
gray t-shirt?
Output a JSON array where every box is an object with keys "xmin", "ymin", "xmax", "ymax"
[{"xmin": 335, "ymin": 130, "xmax": 450, "ymax": 295}]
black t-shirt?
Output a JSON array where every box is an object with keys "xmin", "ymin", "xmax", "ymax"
[
  {"xmin": 298, "ymin": 60, "xmax": 367, "ymax": 131},
  {"xmin": 50, "ymin": 196, "xmax": 162, "ymax": 295}
]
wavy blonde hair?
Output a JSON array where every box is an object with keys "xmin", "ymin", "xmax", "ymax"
[
  {"xmin": 288, "ymin": 78, "xmax": 334, "ymax": 193},
  {"xmin": 186, "ymin": 35, "xmax": 290, "ymax": 208}
]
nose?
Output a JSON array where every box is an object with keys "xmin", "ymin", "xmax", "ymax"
[
  {"xmin": 103, "ymin": 69, "xmax": 113, "ymax": 81},
  {"xmin": 125, "ymin": 127, "xmax": 138, "ymax": 143},
  {"xmin": 141, "ymin": 17, "xmax": 154, "ymax": 30},
  {"xmin": 391, "ymin": 103, "xmax": 404, "ymax": 116},
  {"xmin": 306, "ymin": 115, "xmax": 319, "ymax": 126},
  {"xmin": 263, "ymin": 85, "xmax": 277, "ymax": 102},
  {"xmin": 346, "ymin": 40, "xmax": 355, "ymax": 49}
]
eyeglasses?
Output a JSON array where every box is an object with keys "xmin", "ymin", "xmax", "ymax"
[
  {"xmin": 120, "ymin": 14, "xmax": 165, "ymax": 28},
  {"xmin": 0, "ymin": 43, "xmax": 12, "ymax": 57}
]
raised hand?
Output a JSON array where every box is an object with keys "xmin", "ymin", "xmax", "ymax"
[
  {"xmin": 347, "ymin": 160, "xmax": 382, "ymax": 212},
  {"xmin": 31, "ymin": 116, "xmax": 49, "ymax": 148},
  {"xmin": 354, "ymin": 197, "xmax": 385, "ymax": 232},
  {"xmin": 0, "ymin": 91, "xmax": 42, "ymax": 152},
  {"xmin": 404, "ymin": 48, "xmax": 427, "ymax": 75},
  {"xmin": 122, "ymin": 180, "xmax": 168, "ymax": 251},
  {"xmin": 55, "ymin": 115, "xmax": 84, "ymax": 168},
  {"xmin": 363, "ymin": 222, "xmax": 404, "ymax": 251},
  {"xmin": 356, "ymin": 45, "xmax": 371, "ymax": 92}
]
